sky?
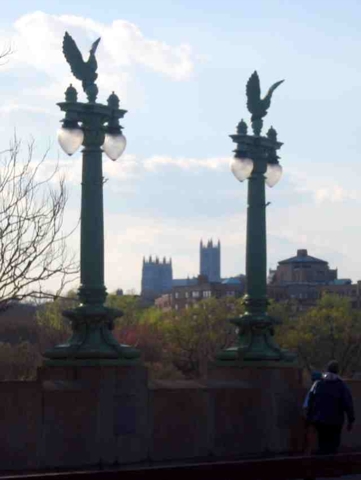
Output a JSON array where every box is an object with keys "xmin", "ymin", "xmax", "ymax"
[{"xmin": 1, "ymin": 0, "xmax": 361, "ymax": 294}]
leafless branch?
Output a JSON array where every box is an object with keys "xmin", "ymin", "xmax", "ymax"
[
  {"xmin": 0, "ymin": 41, "xmax": 13, "ymax": 66},
  {"xmin": 0, "ymin": 135, "xmax": 79, "ymax": 312}
]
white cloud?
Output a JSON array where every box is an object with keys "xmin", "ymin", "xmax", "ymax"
[
  {"xmin": 0, "ymin": 11, "xmax": 196, "ymax": 138},
  {"xmin": 285, "ymin": 166, "xmax": 361, "ymax": 204},
  {"xmin": 143, "ymin": 155, "xmax": 230, "ymax": 171},
  {"xmin": 102, "ymin": 19, "xmax": 193, "ymax": 81},
  {"xmin": 103, "ymin": 154, "xmax": 139, "ymax": 181},
  {"xmin": 313, "ymin": 185, "xmax": 358, "ymax": 203},
  {"xmin": 3, "ymin": 151, "xmax": 233, "ymax": 193},
  {"xmin": 7, "ymin": 11, "xmax": 194, "ymax": 95},
  {"xmin": 0, "ymin": 103, "xmax": 53, "ymax": 115},
  {"xmin": 38, "ymin": 153, "xmax": 230, "ymax": 188},
  {"xmin": 26, "ymin": 152, "xmax": 139, "ymax": 187}
]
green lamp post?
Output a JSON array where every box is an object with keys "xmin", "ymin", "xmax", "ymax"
[
  {"xmin": 217, "ymin": 71, "xmax": 295, "ymax": 363},
  {"xmin": 44, "ymin": 32, "xmax": 140, "ymax": 365}
]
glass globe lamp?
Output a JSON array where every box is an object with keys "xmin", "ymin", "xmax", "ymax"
[
  {"xmin": 230, "ymin": 156, "xmax": 254, "ymax": 182},
  {"xmin": 57, "ymin": 126, "xmax": 84, "ymax": 156},
  {"xmin": 103, "ymin": 133, "xmax": 127, "ymax": 161},
  {"xmin": 265, "ymin": 163, "xmax": 282, "ymax": 187}
]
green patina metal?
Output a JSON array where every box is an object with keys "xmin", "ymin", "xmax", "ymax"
[
  {"xmin": 237, "ymin": 119, "xmax": 248, "ymax": 135},
  {"xmin": 217, "ymin": 71, "xmax": 296, "ymax": 363},
  {"xmin": 44, "ymin": 32, "xmax": 140, "ymax": 365},
  {"xmin": 246, "ymin": 71, "xmax": 284, "ymax": 136},
  {"xmin": 62, "ymin": 31, "xmax": 100, "ymax": 103}
]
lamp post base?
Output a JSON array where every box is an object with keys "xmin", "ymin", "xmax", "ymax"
[
  {"xmin": 43, "ymin": 305, "xmax": 140, "ymax": 366},
  {"xmin": 216, "ymin": 313, "xmax": 296, "ymax": 363}
]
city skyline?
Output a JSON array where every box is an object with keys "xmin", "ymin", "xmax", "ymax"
[{"xmin": 0, "ymin": 2, "xmax": 361, "ymax": 294}]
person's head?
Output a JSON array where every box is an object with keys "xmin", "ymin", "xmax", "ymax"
[
  {"xmin": 311, "ymin": 370, "xmax": 322, "ymax": 382},
  {"xmin": 326, "ymin": 360, "xmax": 339, "ymax": 374}
]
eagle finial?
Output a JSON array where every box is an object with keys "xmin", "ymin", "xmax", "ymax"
[
  {"xmin": 246, "ymin": 71, "xmax": 284, "ymax": 135},
  {"xmin": 62, "ymin": 32, "xmax": 101, "ymax": 103}
]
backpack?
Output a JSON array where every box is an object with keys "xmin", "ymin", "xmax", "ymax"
[{"xmin": 305, "ymin": 380, "xmax": 320, "ymax": 422}]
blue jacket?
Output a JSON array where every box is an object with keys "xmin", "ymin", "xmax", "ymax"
[{"xmin": 306, "ymin": 373, "xmax": 355, "ymax": 426}]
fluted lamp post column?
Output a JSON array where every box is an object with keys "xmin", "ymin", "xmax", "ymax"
[
  {"xmin": 217, "ymin": 71, "xmax": 295, "ymax": 363},
  {"xmin": 44, "ymin": 32, "xmax": 139, "ymax": 365}
]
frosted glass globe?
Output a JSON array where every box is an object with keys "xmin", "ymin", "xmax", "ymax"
[
  {"xmin": 103, "ymin": 133, "xmax": 127, "ymax": 161},
  {"xmin": 265, "ymin": 163, "xmax": 282, "ymax": 187},
  {"xmin": 230, "ymin": 157, "xmax": 254, "ymax": 182},
  {"xmin": 57, "ymin": 127, "xmax": 84, "ymax": 156}
]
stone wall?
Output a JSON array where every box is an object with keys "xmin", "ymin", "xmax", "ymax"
[{"xmin": 0, "ymin": 364, "xmax": 360, "ymax": 472}]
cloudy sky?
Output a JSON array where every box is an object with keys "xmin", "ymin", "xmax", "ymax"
[{"xmin": 1, "ymin": 0, "xmax": 361, "ymax": 294}]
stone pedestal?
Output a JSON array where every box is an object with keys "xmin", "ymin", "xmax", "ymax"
[
  {"xmin": 207, "ymin": 361, "xmax": 305, "ymax": 457},
  {"xmin": 38, "ymin": 364, "xmax": 148, "ymax": 468}
]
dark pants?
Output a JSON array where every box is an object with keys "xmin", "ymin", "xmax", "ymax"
[{"xmin": 314, "ymin": 422, "xmax": 343, "ymax": 455}]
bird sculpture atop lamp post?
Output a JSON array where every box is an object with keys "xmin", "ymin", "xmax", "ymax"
[{"xmin": 44, "ymin": 32, "xmax": 140, "ymax": 365}]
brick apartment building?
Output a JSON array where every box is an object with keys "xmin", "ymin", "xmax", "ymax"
[{"xmin": 155, "ymin": 274, "xmax": 246, "ymax": 311}]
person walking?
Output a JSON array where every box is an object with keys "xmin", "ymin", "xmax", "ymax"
[{"xmin": 305, "ymin": 360, "xmax": 355, "ymax": 455}]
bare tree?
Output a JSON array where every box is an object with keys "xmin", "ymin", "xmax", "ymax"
[
  {"xmin": 0, "ymin": 136, "xmax": 79, "ymax": 312},
  {"xmin": 0, "ymin": 41, "xmax": 13, "ymax": 66}
]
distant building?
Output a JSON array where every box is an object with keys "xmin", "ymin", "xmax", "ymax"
[
  {"xmin": 155, "ymin": 274, "xmax": 246, "ymax": 311},
  {"xmin": 200, "ymin": 239, "xmax": 221, "ymax": 282},
  {"xmin": 172, "ymin": 277, "xmax": 198, "ymax": 288},
  {"xmin": 141, "ymin": 239, "xmax": 223, "ymax": 304},
  {"xmin": 141, "ymin": 256, "xmax": 173, "ymax": 302},
  {"xmin": 270, "ymin": 249, "xmax": 337, "ymax": 285},
  {"xmin": 267, "ymin": 249, "xmax": 360, "ymax": 309}
]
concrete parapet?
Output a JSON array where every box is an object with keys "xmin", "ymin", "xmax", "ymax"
[{"xmin": 1, "ymin": 363, "xmax": 361, "ymax": 471}]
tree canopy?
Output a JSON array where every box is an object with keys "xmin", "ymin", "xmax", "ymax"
[
  {"xmin": 3, "ymin": 291, "xmax": 361, "ymax": 381},
  {"xmin": 276, "ymin": 294, "xmax": 361, "ymax": 376}
]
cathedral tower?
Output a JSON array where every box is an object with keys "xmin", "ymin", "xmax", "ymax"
[
  {"xmin": 141, "ymin": 256, "xmax": 173, "ymax": 300},
  {"xmin": 200, "ymin": 239, "xmax": 221, "ymax": 282}
]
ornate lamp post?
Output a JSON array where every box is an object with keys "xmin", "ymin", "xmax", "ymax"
[
  {"xmin": 44, "ymin": 32, "xmax": 139, "ymax": 365},
  {"xmin": 217, "ymin": 71, "xmax": 295, "ymax": 362}
]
